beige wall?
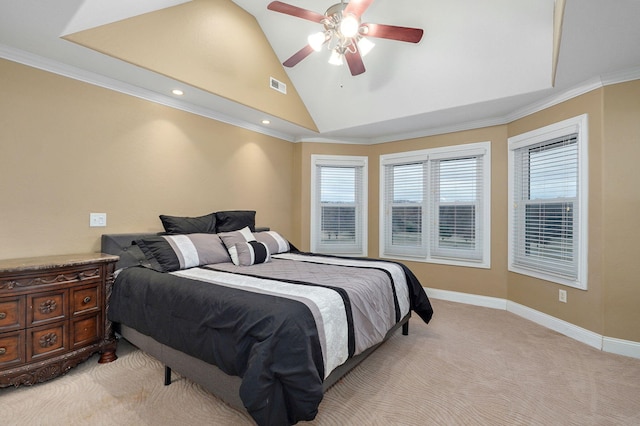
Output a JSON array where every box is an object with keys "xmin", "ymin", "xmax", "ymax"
[
  {"xmin": 291, "ymin": 142, "xmax": 370, "ymax": 251},
  {"xmin": 602, "ymin": 80, "xmax": 640, "ymax": 342},
  {"xmin": 294, "ymin": 127, "xmax": 509, "ymax": 300},
  {"xmin": 506, "ymin": 89, "xmax": 605, "ymax": 335},
  {"xmin": 294, "ymin": 85, "xmax": 639, "ymax": 342},
  {"xmin": 369, "ymin": 126, "xmax": 509, "ymax": 299},
  {"xmin": 0, "ymin": 59, "xmax": 294, "ymax": 259},
  {"xmin": 2, "ymin": 55, "xmax": 638, "ymax": 343},
  {"xmin": 65, "ymin": 0, "xmax": 317, "ymax": 132},
  {"xmin": 293, "ymin": 127, "xmax": 510, "ymax": 299}
]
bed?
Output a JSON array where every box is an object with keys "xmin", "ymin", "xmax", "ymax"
[{"xmin": 101, "ymin": 213, "xmax": 433, "ymax": 425}]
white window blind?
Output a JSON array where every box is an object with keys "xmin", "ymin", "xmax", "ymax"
[
  {"xmin": 430, "ymin": 156, "xmax": 484, "ymax": 261},
  {"xmin": 311, "ymin": 155, "xmax": 367, "ymax": 255},
  {"xmin": 508, "ymin": 114, "xmax": 588, "ymax": 289},
  {"xmin": 383, "ymin": 162, "xmax": 427, "ymax": 257},
  {"xmin": 512, "ymin": 135, "xmax": 579, "ymax": 279},
  {"xmin": 380, "ymin": 142, "xmax": 490, "ymax": 267}
]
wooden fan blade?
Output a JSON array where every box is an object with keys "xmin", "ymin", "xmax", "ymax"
[
  {"xmin": 345, "ymin": 49, "xmax": 366, "ymax": 76},
  {"xmin": 267, "ymin": 1, "xmax": 325, "ymax": 23},
  {"xmin": 344, "ymin": 0, "xmax": 374, "ymax": 17},
  {"xmin": 363, "ymin": 23, "xmax": 424, "ymax": 43},
  {"xmin": 283, "ymin": 44, "xmax": 316, "ymax": 67}
]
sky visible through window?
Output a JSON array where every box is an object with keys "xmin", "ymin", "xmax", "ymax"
[
  {"xmin": 320, "ymin": 167, "xmax": 356, "ymax": 203},
  {"xmin": 529, "ymin": 142, "xmax": 577, "ymax": 200},
  {"xmin": 321, "ymin": 146, "xmax": 575, "ymax": 205},
  {"xmin": 392, "ymin": 159, "xmax": 478, "ymax": 203}
]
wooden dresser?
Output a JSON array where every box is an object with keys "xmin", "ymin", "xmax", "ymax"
[{"xmin": 0, "ymin": 253, "xmax": 119, "ymax": 387}]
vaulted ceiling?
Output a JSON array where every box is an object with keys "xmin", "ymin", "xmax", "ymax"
[{"xmin": 1, "ymin": 0, "xmax": 639, "ymax": 143}]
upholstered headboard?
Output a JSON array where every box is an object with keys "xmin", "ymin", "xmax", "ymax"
[
  {"xmin": 101, "ymin": 233, "xmax": 158, "ymax": 271},
  {"xmin": 102, "ymin": 211, "xmax": 269, "ymax": 270},
  {"xmin": 101, "ymin": 228, "xmax": 271, "ymax": 271}
]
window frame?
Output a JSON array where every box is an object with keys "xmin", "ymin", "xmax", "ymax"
[
  {"xmin": 310, "ymin": 154, "xmax": 368, "ymax": 256},
  {"xmin": 379, "ymin": 141, "xmax": 491, "ymax": 268},
  {"xmin": 507, "ymin": 114, "xmax": 589, "ymax": 289}
]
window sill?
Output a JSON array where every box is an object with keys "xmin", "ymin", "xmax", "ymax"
[
  {"xmin": 508, "ymin": 265, "xmax": 587, "ymax": 290},
  {"xmin": 380, "ymin": 253, "xmax": 490, "ymax": 269}
]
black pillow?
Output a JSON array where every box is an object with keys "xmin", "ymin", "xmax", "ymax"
[
  {"xmin": 215, "ymin": 210, "xmax": 256, "ymax": 232},
  {"xmin": 159, "ymin": 213, "xmax": 217, "ymax": 234}
]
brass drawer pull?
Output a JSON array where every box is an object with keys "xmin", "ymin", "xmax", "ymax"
[
  {"xmin": 0, "ymin": 312, "xmax": 6, "ymax": 320},
  {"xmin": 83, "ymin": 296, "xmax": 92, "ymax": 304},
  {"xmin": 0, "ymin": 347, "xmax": 6, "ymax": 355}
]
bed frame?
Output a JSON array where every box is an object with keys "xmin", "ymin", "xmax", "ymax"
[{"xmin": 101, "ymin": 233, "xmax": 409, "ymax": 414}]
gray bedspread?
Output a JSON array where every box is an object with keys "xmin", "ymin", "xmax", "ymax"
[{"xmin": 108, "ymin": 252, "xmax": 432, "ymax": 425}]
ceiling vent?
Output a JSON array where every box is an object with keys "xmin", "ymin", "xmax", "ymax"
[{"xmin": 270, "ymin": 77, "xmax": 287, "ymax": 94}]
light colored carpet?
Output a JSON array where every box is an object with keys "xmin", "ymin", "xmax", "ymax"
[{"xmin": 2, "ymin": 299, "xmax": 640, "ymax": 425}]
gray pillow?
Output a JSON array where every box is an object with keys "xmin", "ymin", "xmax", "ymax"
[
  {"xmin": 136, "ymin": 233, "xmax": 230, "ymax": 272},
  {"xmin": 218, "ymin": 227, "xmax": 255, "ymax": 265},
  {"xmin": 253, "ymin": 230, "xmax": 290, "ymax": 254}
]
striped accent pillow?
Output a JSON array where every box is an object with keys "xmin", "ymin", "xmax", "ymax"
[
  {"xmin": 218, "ymin": 227, "xmax": 256, "ymax": 265},
  {"xmin": 253, "ymin": 231, "xmax": 290, "ymax": 254},
  {"xmin": 135, "ymin": 234, "xmax": 230, "ymax": 272},
  {"xmin": 235, "ymin": 240, "xmax": 271, "ymax": 266}
]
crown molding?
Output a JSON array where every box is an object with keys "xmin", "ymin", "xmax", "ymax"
[
  {"xmin": 506, "ymin": 67, "xmax": 640, "ymax": 123},
  {"xmin": 367, "ymin": 66, "xmax": 640, "ymax": 144},
  {"xmin": 2, "ymin": 43, "xmax": 639, "ymax": 146},
  {"xmin": 368, "ymin": 116, "xmax": 510, "ymax": 145},
  {"xmin": 0, "ymin": 44, "xmax": 296, "ymax": 142}
]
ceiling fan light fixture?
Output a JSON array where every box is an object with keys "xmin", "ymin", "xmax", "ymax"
[
  {"xmin": 357, "ymin": 37, "xmax": 375, "ymax": 57},
  {"xmin": 328, "ymin": 49, "xmax": 344, "ymax": 66},
  {"xmin": 339, "ymin": 14, "xmax": 360, "ymax": 38},
  {"xmin": 308, "ymin": 31, "xmax": 326, "ymax": 52},
  {"xmin": 268, "ymin": 1, "xmax": 424, "ymax": 76}
]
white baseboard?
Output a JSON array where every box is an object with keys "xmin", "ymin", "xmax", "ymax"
[
  {"xmin": 425, "ymin": 287, "xmax": 640, "ymax": 360},
  {"xmin": 602, "ymin": 336, "xmax": 640, "ymax": 359},
  {"xmin": 424, "ymin": 288, "xmax": 506, "ymax": 310},
  {"xmin": 506, "ymin": 301, "xmax": 603, "ymax": 350}
]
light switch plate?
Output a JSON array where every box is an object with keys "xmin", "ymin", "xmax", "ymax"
[{"xmin": 89, "ymin": 213, "xmax": 107, "ymax": 227}]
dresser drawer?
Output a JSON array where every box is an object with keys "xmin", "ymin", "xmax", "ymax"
[
  {"xmin": 0, "ymin": 265, "xmax": 102, "ymax": 292},
  {"xmin": 71, "ymin": 284, "xmax": 100, "ymax": 316},
  {"xmin": 0, "ymin": 331, "xmax": 25, "ymax": 368},
  {"xmin": 0, "ymin": 297, "xmax": 26, "ymax": 332},
  {"xmin": 72, "ymin": 313, "xmax": 101, "ymax": 349},
  {"xmin": 27, "ymin": 290, "xmax": 67, "ymax": 326},
  {"xmin": 0, "ymin": 253, "xmax": 119, "ymax": 387},
  {"xmin": 27, "ymin": 322, "xmax": 68, "ymax": 362}
]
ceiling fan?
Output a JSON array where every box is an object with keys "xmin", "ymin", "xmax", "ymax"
[{"xmin": 267, "ymin": 0, "xmax": 424, "ymax": 76}]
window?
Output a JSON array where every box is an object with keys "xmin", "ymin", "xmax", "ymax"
[
  {"xmin": 508, "ymin": 114, "xmax": 588, "ymax": 289},
  {"xmin": 380, "ymin": 142, "xmax": 491, "ymax": 268},
  {"xmin": 311, "ymin": 155, "xmax": 368, "ymax": 255}
]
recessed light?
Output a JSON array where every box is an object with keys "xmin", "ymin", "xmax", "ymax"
[
  {"xmin": 261, "ymin": 119, "xmax": 271, "ymax": 125},
  {"xmin": 172, "ymin": 89, "xmax": 184, "ymax": 96}
]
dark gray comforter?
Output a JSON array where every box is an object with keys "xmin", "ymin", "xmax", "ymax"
[{"xmin": 108, "ymin": 253, "xmax": 432, "ymax": 425}]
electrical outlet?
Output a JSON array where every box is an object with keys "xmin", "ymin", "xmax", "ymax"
[
  {"xmin": 559, "ymin": 289, "xmax": 567, "ymax": 303},
  {"xmin": 89, "ymin": 213, "xmax": 107, "ymax": 227}
]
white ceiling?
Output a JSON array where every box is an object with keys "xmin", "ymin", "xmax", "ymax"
[{"xmin": 1, "ymin": 0, "xmax": 639, "ymax": 143}]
